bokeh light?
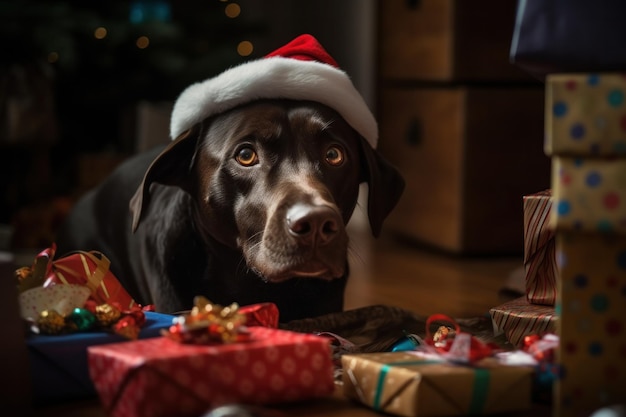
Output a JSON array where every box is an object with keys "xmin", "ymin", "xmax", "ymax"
[
  {"xmin": 94, "ymin": 27, "xmax": 107, "ymax": 39},
  {"xmin": 136, "ymin": 36, "xmax": 150, "ymax": 49},
  {"xmin": 225, "ymin": 3, "xmax": 241, "ymax": 18},
  {"xmin": 237, "ymin": 41, "xmax": 253, "ymax": 57},
  {"xmin": 47, "ymin": 52, "xmax": 59, "ymax": 63}
]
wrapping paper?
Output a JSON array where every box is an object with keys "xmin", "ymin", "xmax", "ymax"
[
  {"xmin": 238, "ymin": 302, "xmax": 279, "ymax": 328},
  {"xmin": 551, "ymin": 156, "xmax": 626, "ymax": 234},
  {"xmin": 523, "ymin": 190, "xmax": 558, "ymax": 305},
  {"xmin": 18, "ymin": 244, "xmax": 138, "ymax": 313},
  {"xmin": 341, "ymin": 352, "xmax": 533, "ymax": 417},
  {"xmin": 545, "ymin": 73, "xmax": 626, "ymax": 157},
  {"xmin": 489, "ymin": 297, "xmax": 557, "ymax": 348},
  {"xmin": 88, "ymin": 327, "xmax": 335, "ymax": 417},
  {"xmin": 555, "ymin": 231, "xmax": 626, "ymax": 417},
  {"xmin": 27, "ymin": 311, "xmax": 174, "ymax": 404}
]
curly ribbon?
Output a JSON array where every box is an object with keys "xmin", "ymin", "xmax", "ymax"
[{"xmin": 424, "ymin": 314, "xmax": 499, "ymax": 363}]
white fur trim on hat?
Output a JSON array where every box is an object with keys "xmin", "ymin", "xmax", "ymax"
[{"xmin": 169, "ymin": 56, "xmax": 378, "ymax": 148}]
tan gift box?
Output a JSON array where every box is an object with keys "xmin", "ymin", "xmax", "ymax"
[{"xmin": 342, "ymin": 352, "xmax": 533, "ymax": 417}]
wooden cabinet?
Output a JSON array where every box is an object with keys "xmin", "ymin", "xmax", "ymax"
[
  {"xmin": 379, "ymin": 87, "xmax": 550, "ymax": 254},
  {"xmin": 379, "ymin": 0, "xmax": 531, "ymax": 81},
  {"xmin": 377, "ymin": 0, "xmax": 550, "ymax": 254}
]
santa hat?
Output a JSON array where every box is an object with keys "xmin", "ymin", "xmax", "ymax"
[{"xmin": 169, "ymin": 34, "xmax": 378, "ymax": 148}]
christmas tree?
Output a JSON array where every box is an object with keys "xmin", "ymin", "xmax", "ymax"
[
  {"xmin": 0, "ymin": 0, "xmax": 266, "ymax": 237},
  {"xmin": 1, "ymin": 0, "xmax": 267, "ymax": 151}
]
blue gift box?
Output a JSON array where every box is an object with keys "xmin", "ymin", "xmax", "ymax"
[{"xmin": 27, "ymin": 311, "xmax": 174, "ymax": 405}]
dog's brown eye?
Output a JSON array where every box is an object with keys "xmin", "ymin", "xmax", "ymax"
[
  {"xmin": 324, "ymin": 145, "xmax": 344, "ymax": 166},
  {"xmin": 236, "ymin": 147, "xmax": 258, "ymax": 166}
]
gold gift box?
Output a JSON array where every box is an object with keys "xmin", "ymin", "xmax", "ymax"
[
  {"xmin": 555, "ymin": 231, "xmax": 626, "ymax": 416},
  {"xmin": 342, "ymin": 352, "xmax": 533, "ymax": 417},
  {"xmin": 545, "ymin": 73, "xmax": 626, "ymax": 157},
  {"xmin": 551, "ymin": 156, "xmax": 626, "ymax": 235}
]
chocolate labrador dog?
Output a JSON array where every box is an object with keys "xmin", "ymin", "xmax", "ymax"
[{"xmin": 55, "ymin": 99, "xmax": 404, "ymax": 322}]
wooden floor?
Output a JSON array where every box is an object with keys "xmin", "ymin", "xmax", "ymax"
[{"xmin": 343, "ymin": 221, "xmax": 523, "ymax": 320}]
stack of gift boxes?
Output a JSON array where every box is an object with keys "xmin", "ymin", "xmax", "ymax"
[
  {"xmin": 545, "ymin": 73, "xmax": 626, "ymax": 416},
  {"xmin": 489, "ymin": 188, "xmax": 558, "ymax": 349},
  {"xmin": 493, "ymin": 74, "xmax": 626, "ymax": 415}
]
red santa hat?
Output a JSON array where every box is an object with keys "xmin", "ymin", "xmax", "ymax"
[{"xmin": 169, "ymin": 34, "xmax": 378, "ymax": 148}]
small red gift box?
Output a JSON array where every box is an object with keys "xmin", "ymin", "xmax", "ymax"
[
  {"xmin": 25, "ymin": 243, "xmax": 137, "ymax": 310},
  {"xmin": 88, "ymin": 327, "xmax": 335, "ymax": 417}
]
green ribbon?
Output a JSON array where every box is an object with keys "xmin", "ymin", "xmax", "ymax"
[
  {"xmin": 373, "ymin": 360, "xmax": 441, "ymax": 410},
  {"xmin": 372, "ymin": 360, "xmax": 490, "ymax": 414},
  {"xmin": 469, "ymin": 368, "xmax": 490, "ymax": 414}
]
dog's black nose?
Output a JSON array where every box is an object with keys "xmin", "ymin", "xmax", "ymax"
[{"xmin": 286, "ymin": 203, "xmax": 340, "ymax": 245}]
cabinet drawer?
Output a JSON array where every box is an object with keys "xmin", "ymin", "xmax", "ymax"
[
  {"xmin": 378, "ymin": 87, "xmax": 550, "ymax": 254},
  {"xmin": 379, "ymin": 0, "xmax": 529, "ymax": 81}
]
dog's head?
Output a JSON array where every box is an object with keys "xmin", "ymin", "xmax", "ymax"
[{"xmin": 130, "ymin": 99, "xmax": 404, "ymax": 282}]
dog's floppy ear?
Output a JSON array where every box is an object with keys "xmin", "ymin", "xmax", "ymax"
[
  {"xmin": 130, "ymin": 125, "xmax": 201, "ymax": 232},
  {"xmin": 358, "ymin": 137, "xmax": 405, "ymax": 237}
]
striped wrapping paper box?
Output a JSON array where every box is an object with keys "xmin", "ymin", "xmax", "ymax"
[
  {"xmin": 489, "ymin": 296, "xmax": 557, "ymax": 348},
  {"xmin": 523, "ymin": 190, "xmax": 558, "ymax": 306}
]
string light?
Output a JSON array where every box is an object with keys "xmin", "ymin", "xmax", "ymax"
[
  {"xmin": 47, "ymin": 52, "xmax": 59, "ymax": 63},
  {"xmin": 94, "ymin": 27, "xmax": 107, "ymax": 39},
  {"xmin": 136, "ymin": 36, "xmax": 150, "ymax": 49}
]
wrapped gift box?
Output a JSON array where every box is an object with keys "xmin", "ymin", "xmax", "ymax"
[
  {"xmin": 523, "ymin": 189, "xmax": 558, "ymax": 305},
  {"xmin": 545, "ymin": 73, "xmax": 626, "ymax": 157},
  {"xmin": 489, "ymin": 297, "xmax": 557, "ymax": 348},
  {"xmin": 341, "ymin": 351, "xmax": 533, "ymax": 417},
  {"xmin": 28, "ymin": 311, "xmax": 174, "ymax": 405},
  {"xmin": 489, "ymin": 297, "xmax": 558, "ymax": 348},
  {"xmin": 551, "ymin": 156, "xmax": 626, "ymax": 234},
  {"xmin": 555, "ymin": 231, "xmax": 626, "ymax": 416},
  {"xmin": 88, "ymin": 326, "xmax": 335, "ymax": 417}
]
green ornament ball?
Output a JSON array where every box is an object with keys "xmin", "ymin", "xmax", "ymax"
[{"xmin": 68, "ymin": 307, "xmax": 97, "ymax": 331}]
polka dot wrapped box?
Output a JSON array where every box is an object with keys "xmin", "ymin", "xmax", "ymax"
[
  {"xmin": 545, "ymin": 73, "xmax": 626, "ymax": 157},
  {"xmin": 554, "ymin": 231, "xmax": 626, "ymax": 416},
  {"xmin": 551, "ymin": 156, "xmax": 626, "ymax": 234},
  {"xmin": 87, "ymin": 326, "xmax": 335, "ymax": 417},
  {"xmin": 341, "ymin": 352, "xmax": 534, "ymax": 417}
]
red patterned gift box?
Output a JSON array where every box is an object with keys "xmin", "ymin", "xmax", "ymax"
[
  {"xmin": 18, "ymin": 243, "xmax": 138, "ymax": 311},
  {"xmin": 88, "ymin": 327, "xmax": 335, "ymax": 417},
  {"xmin": 523, "ymin": 189, "xmax": 558, "ymax": 306},
  {"xmin": 489, "ymin": 296, "xmax": 557, "ymax": 348}
]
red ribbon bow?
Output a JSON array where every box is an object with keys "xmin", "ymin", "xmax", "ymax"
[{"xmin": 424, "ymin": 314, "xmax": 500, "ymax": 363}]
